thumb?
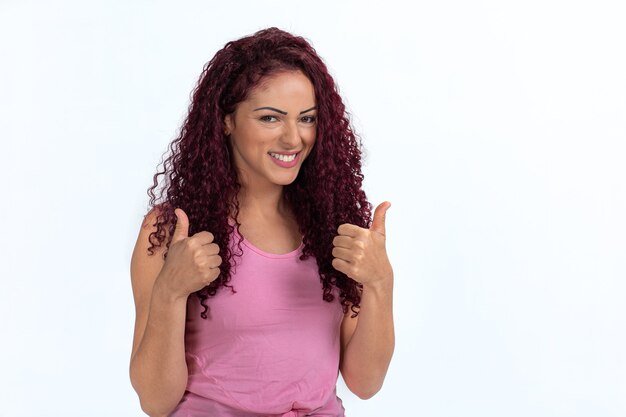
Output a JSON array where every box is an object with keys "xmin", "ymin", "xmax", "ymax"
[
  {"xmin": 370, "ymin": 201, "xmax": 391, "ymax": 236},
  {"xmin": 172, "ymin": 208, "xmax": 190, "ymax": 242}
]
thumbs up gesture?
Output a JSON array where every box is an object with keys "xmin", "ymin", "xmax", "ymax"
[
  {"xmin": 156, "ymin": 208, "xmax": 223, "ymax": 300},
  {"xmin": 331, "ymin": 201, "xmax": 394, "ymax": 287}
]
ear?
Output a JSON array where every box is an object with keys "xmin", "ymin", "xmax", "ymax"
[{"xmin": 224, "ymin": 113, "xmax": 234, "ymax": 135}]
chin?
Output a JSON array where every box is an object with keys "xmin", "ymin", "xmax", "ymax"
[
  {"xmin": 273, "ymin": 172, "xmax": 301, "ymax": 186},
  {"xmin": 276, "ymin": 177, "xmax": 298, "ymax": 186}
]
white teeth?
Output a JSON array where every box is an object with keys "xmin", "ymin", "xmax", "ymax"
[{"xmin": 269, "ymin": 152, "xmax": 297, "ymax": 162}]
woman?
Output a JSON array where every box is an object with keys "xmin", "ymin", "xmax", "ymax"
[{"xmin": 129, "ymin": 27, "xmax": 395, "ymax": 417}]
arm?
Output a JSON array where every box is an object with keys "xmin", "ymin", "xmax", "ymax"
[
  {"xmin": 129, "ymin": 210, "xmax": 189, "ymax": 417},
  {"xmin": 333, "ymin": 201, "xmax": 395, "ymax": 399},
  {"xmin": 339, "ymin": 277, "xmax": 395, "ymax": 399}
]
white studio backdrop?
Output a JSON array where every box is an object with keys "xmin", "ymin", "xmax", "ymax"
[{"xmin": 0, "ymin": 0, "xmax": 624, "ymax": 416}]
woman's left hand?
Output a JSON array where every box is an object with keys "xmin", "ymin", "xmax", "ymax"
[{"xmin": 332, "ymin": 201, "xmax": 394, "ymax": 287}]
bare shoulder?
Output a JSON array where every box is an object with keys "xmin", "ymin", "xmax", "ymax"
[{"xmin": 132, "ymin": 208, "xmax": 169, "ymax": 267}]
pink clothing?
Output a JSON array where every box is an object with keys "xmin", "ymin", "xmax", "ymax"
[{"xmin": 169, "ymin": 223, "xmax": 346, "ymax": 417}]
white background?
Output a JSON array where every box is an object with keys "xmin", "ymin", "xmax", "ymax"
[{"xmin": 1, "ymin": 0, "xmax": 624, "ymax": 416}]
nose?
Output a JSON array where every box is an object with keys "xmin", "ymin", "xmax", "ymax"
[{"xmin": 279, "ymin": 120, "xmax": 302, "ymax": 149}]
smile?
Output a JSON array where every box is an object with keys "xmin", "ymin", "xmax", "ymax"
[{"xmin": 268, "ymin": 152, "xmax": 298, "ymax": 162}]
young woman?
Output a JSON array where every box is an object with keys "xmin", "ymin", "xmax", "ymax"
[{"xmin": 129, "ymin": 27, "xmax": 395, "ymax": 417}]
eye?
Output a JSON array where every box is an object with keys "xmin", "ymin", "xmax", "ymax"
[
  {"xmin": 260, "ymin": 115, "xmax": 278, "ymax": 122},
  {"xmin": 301, "ymin": 115, "xmax": 317, "ymax": 124}
]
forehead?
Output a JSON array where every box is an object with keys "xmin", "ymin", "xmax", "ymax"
[{"xmin": 246, "ymin": 70, "xmax": 316, "ymax": 104}]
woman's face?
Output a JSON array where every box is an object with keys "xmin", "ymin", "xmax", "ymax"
[{"xmin": 224, "ymin": 70, "xmax": 317, "ymax": 189}]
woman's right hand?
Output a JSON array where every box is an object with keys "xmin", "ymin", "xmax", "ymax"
[{"xmin": 155, "ymin": 208, "xmax": 222, "ymax": 300}]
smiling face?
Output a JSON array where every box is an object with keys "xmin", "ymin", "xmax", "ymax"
[{"xmin": 223, "ymin": 70, "xmax": 317, "ymax": 190}]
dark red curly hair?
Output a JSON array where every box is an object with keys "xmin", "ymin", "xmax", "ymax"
[{"xmin": 145, "ymin": 27, "xmax": 372, "ymax": 319}]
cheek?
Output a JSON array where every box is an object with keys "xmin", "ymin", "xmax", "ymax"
[
  {"xmin": 305, "ymin": 130, "xmax": 317, "ymax": 146},
  {"xmin": 239, "ymin": 128, "xmax": 273, "ymax": 150}
]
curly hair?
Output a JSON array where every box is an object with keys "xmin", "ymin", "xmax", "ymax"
[{"xmin": 145, "ymin": 27, "xmax": 372, "ymax": 319}]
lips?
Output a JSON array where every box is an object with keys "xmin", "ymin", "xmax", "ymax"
[{"xmin": 268, "ymin": 151, "xmax": 301, "ymax": 167}]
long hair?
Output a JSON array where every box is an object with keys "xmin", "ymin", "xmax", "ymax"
[{"xmin": 145, "ymin": 27, "xmax": 371, "ymax": 319}]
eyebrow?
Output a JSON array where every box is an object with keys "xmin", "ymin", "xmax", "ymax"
[{"xmin": 252, "ymin": 106, "xmax": 317, "ymax": 115}]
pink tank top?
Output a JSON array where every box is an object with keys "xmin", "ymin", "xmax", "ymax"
[{"xmin": 168, "ymin": 223, "xmax": 346, "ymax": 417}]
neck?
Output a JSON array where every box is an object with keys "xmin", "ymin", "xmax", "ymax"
[{"xmin": 234, "ymin": 181, "xmax": 292, "ymax": 221}]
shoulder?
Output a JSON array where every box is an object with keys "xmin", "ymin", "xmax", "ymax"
[
  {"xmin": 140, "ymin": 205, "xmax": 167, "ymax": 232},
  {"xmin": 139, "ymin": 205, "xmax": 173, "ymax": 244},
  {"xmin": 132, "ymin": 206, "xmax": 172, "ymax": 272}
]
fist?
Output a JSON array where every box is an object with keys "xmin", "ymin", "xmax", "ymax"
[
  {"xmin": 331, "ymin": 201, "xmax": 393, "ymax": 287},
  {"xmin": 156, "ymin": 208, "xmax": 222, "ymax": 299}
]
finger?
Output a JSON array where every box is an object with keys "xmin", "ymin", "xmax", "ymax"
[
  {"xmin": 337, "ymin": 223, "xmax": 362, "ymax": 237},
  {"xmin": 332, "ymin": 246, "xmax": 354, "ymax": 262},
  {"xmin": 192, "ymin": 230, "xmax": 216, "ymax": 245},
  {"xmin": 208, "ymin": 254, "xmax": 222, "ymax": 268},
  {"xmin": 201, "ymin": 242, "xmax": 220, "ymax": 256},
  {"xmin": 331, "ymin": 257, "xmax": 351, "ymax": 275},
  {"xmin": 172, "ymin": 208, "xmax": 190, "ymax": 242},
  {"xmin": 332, "ymin": 235, "xmax": 353, "ymax": 249},
  {"xmin": 199, "ymin": 253, "xmax": 222, "ymax": 269},
  {"xmin": 370, "ymin": 201, "xmax": 391, "ymax": 236}
]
